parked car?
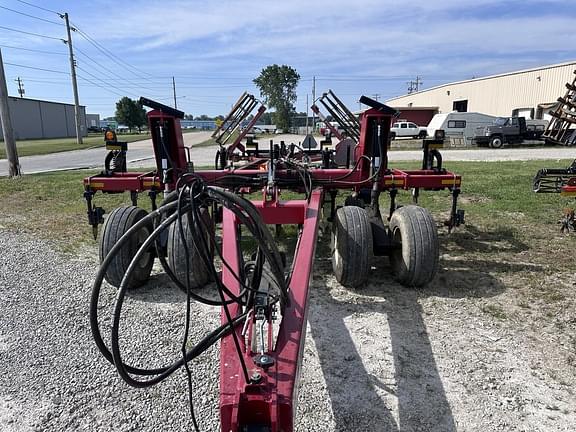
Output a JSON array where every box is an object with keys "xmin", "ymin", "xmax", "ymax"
[{"xmin": 390, "ymin": 121, "xmax": 427, "ymax": 139}]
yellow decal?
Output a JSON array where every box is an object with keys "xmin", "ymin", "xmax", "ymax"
[
  {"xmin": 441, "ymin": 179, "xmax": 461, "ymax": 185},
  {"xmin": 384, "ymin": 179, "xmax": 404, "ymax": 186}
]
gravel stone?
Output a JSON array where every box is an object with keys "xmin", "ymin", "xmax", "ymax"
[{"xmin": 1, "ymin": 229, "xmax": 576, "ymax": 431}]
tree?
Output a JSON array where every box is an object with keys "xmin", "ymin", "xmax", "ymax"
[
  {"xmin": 257, "ymin": 112, "xmax": 273, "ymax": 125},
  {"xmin": 184, "ymin": 114, "xmax": 194, "ymax": 120},
  {"xmin": 253, "ymin": 65, "xmax": 300, "ymax": 131},
  {"xmin": 115, "ymin": 97, "xmax": 147, "ymax": 132}
]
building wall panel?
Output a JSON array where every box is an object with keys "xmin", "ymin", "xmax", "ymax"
[
  {"xmin": 0, "ymin": 97, "xmax": 87, "ymax": 140},
  {"xmin": 387, "ymin": 62, "xmax": 576, "ymax": 118}
]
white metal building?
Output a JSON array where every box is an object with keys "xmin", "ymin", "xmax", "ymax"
[{"xmin": 386, "ymin": 61, "xmax": 576, "ymax": 121}]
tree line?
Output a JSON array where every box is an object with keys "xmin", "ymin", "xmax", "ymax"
[{"xmin": 112, "ymin": 64, "xmax": 301, "ymax": 132}]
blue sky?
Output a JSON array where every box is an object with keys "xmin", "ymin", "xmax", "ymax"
[{"xmin": 0, "ymin": 0, "xmax": 575, "ymax": 118}]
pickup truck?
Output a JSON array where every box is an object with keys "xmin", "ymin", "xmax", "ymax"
[
  {"xmin": 389, "ymin": 121, "xmax": 427, "ymax": 139},
  {"xmin": 474, "ymin": 117, "xmax": 547, "ymax": 148}
]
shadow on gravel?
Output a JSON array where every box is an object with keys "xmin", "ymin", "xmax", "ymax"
[
  {"xmin": 126, "ymin": 273, "xmax": 187, "ymax": 304},
  {"xmin": 442, "ymin": 224, "xmax": 530, "ymax": 254},
  {"xmin": 309, "ymin": 251, "xmax": 505, "ymax": 431}
]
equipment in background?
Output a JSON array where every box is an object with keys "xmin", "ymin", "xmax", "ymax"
[
  {"xmin": 83, "ymin": 91, "xmax": 464, "ymax": 432},
  {"xmin": 211, "ymin": 92, "xmax": 266, "ymax": 167},
  {"xmin": 311, "ymin": 90, "xmax": 362, "ymax": 142},
  {"xmin": 542, "ymin": 69, "xmax": 576, "ymax": 146}
]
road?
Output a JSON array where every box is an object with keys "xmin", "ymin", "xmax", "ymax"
[
  {"xmin": 0, "ymin": 131, "xmax": 213, "ymax": 176},
  {"xmin": 2, "ymin": 133, "xmax": 576, "ymax": 176}
]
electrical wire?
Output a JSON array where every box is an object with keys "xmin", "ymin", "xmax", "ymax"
[
  {"xmin": 77, "ymin": 74, "xmax": 127, "ymax": 98},
  {"xmin": 0, "ymin": 25, "xmax": 64, "ymax": 40},
  {"xmin": 4, "ymin": 62, "xmax": 69, "ymax": 75},
  {"xmin": 76, "ymin": 65, "xmax": 140, "ymax": 98},
  {"xmin": 0, "ymin": 5, "xmax": 63, "ymax": 25},
  {"xmin": 15, "ymin": 0, "xmax": 60, "ymax": 15},
  {"xmin": 0, "ymin": 44, "xmax": 67, "ymax": 55},
  {"xmin": 72, "ymin": 24, "xmax": 156, "ymax": 82}
]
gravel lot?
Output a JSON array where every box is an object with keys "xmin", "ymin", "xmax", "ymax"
[{"xmin": 1, "ymin": 221, "xmax": 576, "ymax": 431}]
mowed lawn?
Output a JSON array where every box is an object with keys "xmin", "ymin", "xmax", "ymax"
[
  {"xmin": 0, "ymin": 133, "xmax": 148, "ymax": 159},
  {"xmin": 0, "ymin": 159, "xmax": 573, "ymax": 249}
]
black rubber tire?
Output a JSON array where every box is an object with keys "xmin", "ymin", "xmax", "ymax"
[
  {"xmin": 389, "ymin": 205, "xmax": 439, "ymax": 287},
  {"xmin": 389, "ymin": 132, "xmax": 396, "ymax": 140},
  {"xmin": 344, "ymin": 195, "xmax": 365, "ymax": 208},
  {"xmin": 331, "ymin": 206, "xmax": 372, "ymax": 288},
  {"xmin": 489, "ymin": 136, "xmax": 504, "ymax": 149},
  {"xmin": 99, "ymin": 206, "xmax": 154, "ymax": 289},
  {"xmin": 418, "ymin": 130, "xmax": 428, "ymax": 139},
  {"xmin": 167, "ymin": 210, "xmax": 211, "ymax": 291}
]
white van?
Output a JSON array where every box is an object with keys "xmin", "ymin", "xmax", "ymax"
[{"xmin": 427, "ymin": 112, "xmax": 498, "ymax": 146}]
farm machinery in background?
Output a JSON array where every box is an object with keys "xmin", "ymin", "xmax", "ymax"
[
  {"xmin": 83, "ymin": 90, "xmax": 463, "ymax": 432},
  {"xmin": 541, "ymin": 68, "xmax": 576, "ymax": 147},
  {"xmin": 533, "ymin": 69, "xmax": 576, "ymax": 231}
]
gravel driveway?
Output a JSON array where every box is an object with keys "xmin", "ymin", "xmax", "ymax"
[{"xmin": 1, "ymin": 226, "xmax": 575, "ymax": 431}]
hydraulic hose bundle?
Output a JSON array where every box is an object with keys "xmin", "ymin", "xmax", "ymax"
[{"xmin": 89, "ymin": 174, "xmax": 287, "ymax": 430}]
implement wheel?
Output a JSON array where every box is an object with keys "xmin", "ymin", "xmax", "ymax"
[
  {"xmin": 331, "ymin": 206, "xmax": 372, "ymax": 288},
  {"xmin": 167, "ymin": 209, "xmax": 211, "ymax": 291},
  {"xmin": 389, "ymin": 205, "xmax": 439, "ymax": 287},
  {"xmin": 99, "ymin": 206, "xmax": 154, "ymax": 289}
]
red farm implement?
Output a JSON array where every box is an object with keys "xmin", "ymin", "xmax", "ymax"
[
  {"xmin": 533, "ymin": 69, "xmax": 576, "ymax": 231},
  {"xmin": 86, "ymin": 93, "xmax": 464, "ymax": 431}
]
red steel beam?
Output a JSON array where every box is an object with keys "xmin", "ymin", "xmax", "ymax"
[
  {"xmin": 219, "ymin": 189, "xmax": 324, "ymax": 432},
  {"xmin": 84, "ymin": 169, "xmax": 461, "ymax": 193}
]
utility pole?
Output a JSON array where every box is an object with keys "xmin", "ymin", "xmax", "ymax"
[
  {"xmin": 407, "ymin": 76, "xmax": 423, "ymax": 94},
  {"xmin": 63, "ymin": 12, "xmax": 82, "ymax": 145},
  {"xmin": 372, "ymin": 93, "xmax": 380, "ymax": 102},
  {"xmin": 172, "ymin": 76, "xmax": 177, "ymax": 109},
  {"xmin": 414, "ymin": 75, "xmax": 422, "ymax": 92},
  {"xmin": 312, "ymin": 75, "xmax": 316, "ymax": 131},
  {"xmin": 305, "ymin": 94, "xmax": 309, "ymax": 134},
  {"xmin": 15, "ymin": 77, "xmax": 24, "ymax": 98},
  {"xmin": 0, "ymin": 49, "xmax": 20, "ymax": 177}
]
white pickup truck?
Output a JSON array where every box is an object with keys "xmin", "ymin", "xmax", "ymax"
[{"xmin": 389, "ymin": 121, "xmax": 427, "ymax": 139}]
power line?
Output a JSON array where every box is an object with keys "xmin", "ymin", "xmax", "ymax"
[
  {"xmin": 14, "ymin": 0, "xmax": 60, "ymax": 15},
  {"xmin": 0, "ymin": 44, "xmax": 67, "ymax": 55},
  {"xmin": 74, "ymin": 46, "xmax": 168, "ymax": 93},
  {"xmin": 75, "ymin": 47, "xmax": 138, "ymax": 82},
  {"xmin": 0, "ymin": 25, "xmax": 64, "ymax": 41},
  {"xmin": 4, "ymin": 62, "xmax": 69, "ymax": 75},
  {"xmin": 0, "ymin": 5, "xmax": 63, "ymax": 25},
  {"xmin": 71, "ymin": 23, "xmax": 156, "ymax": 81},
  {"xmin": 76, "ymin": 65, "xmax": 139, "ymax": 98},
  {"xmin": 77, "ymin": 74, "xmax": 126, "ymax": 98}
]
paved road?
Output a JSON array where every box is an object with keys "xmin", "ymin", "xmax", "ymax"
[
  {"xmin": 0, "ymin": 131, "xmax": 213, "ymax": 176},
  {"xmin": 2, "ymin": 133, "xmax": 576, "ymax": 176}
]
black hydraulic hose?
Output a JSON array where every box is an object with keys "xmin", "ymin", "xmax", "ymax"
[
  {"xmin": 90, "ymin": 201, "xmax": 178, "ymax": 375},
  {"xmin": 109, "ymin": 199, "xmax": 245, "ymax": 386},
  {"xmin": 93, "ymin": 177, "xmax": 289, "ymax": 390},
  {"xmin": 90, "ymin": 201, "xmax": 241, "ymax": 378},
  {"xmin": 207, "ymin": 187, "xmax": 288, "ymax": 305}
]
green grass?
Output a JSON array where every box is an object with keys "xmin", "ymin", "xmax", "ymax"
[
  {"xmin": 0, "ymin": 159, "xmax": 574, "ymax": 251},
  {"xmin": 0, "ymin": 133, "xmax": 148, "ymax": 159},
  {"xmin": 392, "ymin": 159, "xmax": 574, "ymax": 224}
]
